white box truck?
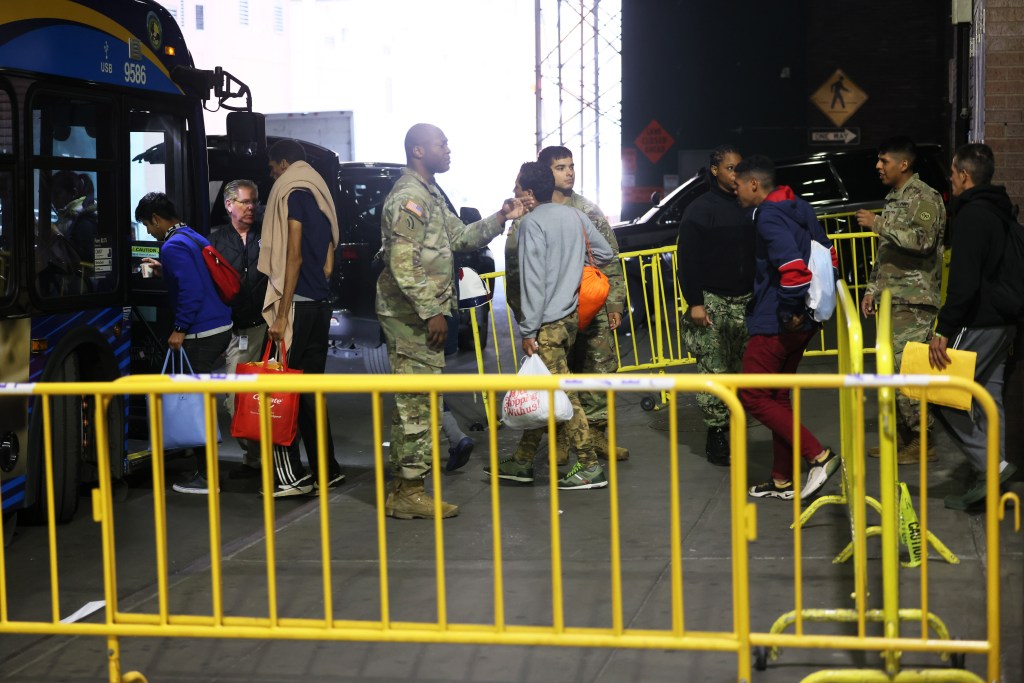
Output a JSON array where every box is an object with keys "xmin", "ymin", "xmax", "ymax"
[{"xmin": 264, "ymin": 111, "xmax": 354, "ymax": 161}]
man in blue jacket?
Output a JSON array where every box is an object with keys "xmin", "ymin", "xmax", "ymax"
[
  {"xmin": 136, "ymin": 192, "xmax": 233, "ymax": 495},
  {"xmin": 734, "ymin": 156, "xmax": 840, "ymax": 501}
]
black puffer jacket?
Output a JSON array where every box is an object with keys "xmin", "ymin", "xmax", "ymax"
[
  {"xmin": 936, "ymin": 184, "xmax": 1017, "ymax": 336},
  {"xmin": 208, "ymin": 223, "xmax": 268, "ymax": 329},
  {"xmin": 676, "ymin": 177, "xmax": 755, "ymax": 307}
]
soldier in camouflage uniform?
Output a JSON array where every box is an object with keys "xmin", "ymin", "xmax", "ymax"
[
  {"xmin": 377, "ymin": 123, "xmax": 524, "ymax": 519},
  {"xmin": 545, "ymin": 146, "xmax": 629, "ymax": 462},
  {"xmin": 677, "ymin": 146, "xmax": 755, "ymax": 466},
  {"xmin": 857, "ymin": 137, "xmax": 946, "ymax": 465}
]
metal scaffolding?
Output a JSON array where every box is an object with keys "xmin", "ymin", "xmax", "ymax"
[{"xmin": 535, "ymin": 0, "xmax": 622, "ymax": 215}]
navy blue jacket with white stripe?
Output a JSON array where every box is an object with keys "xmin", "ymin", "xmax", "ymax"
[{"xmin": 746, "ymin": 186, "xmax": 836, "ymax": 335}]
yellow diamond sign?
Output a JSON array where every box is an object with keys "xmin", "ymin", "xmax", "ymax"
[{"xmin": 810, "ymin": 69, "xmax": 868, "ymax": 127}]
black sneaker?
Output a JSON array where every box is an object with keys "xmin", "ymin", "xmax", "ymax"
[
  {"xmin": 705, "ymin": 427, "xmax": 729, "ymax": 467},
  {"xmin": 173, "ymin": 472, "xmax": 217, "ymax": 495},
  {"xmin": 446, "ymin": 436, "xmax": 474, "ymax": 472},
  {"xmin": 748, "ymin": 480, "xmax": 794, "ymax": 500},
  {"xmin": 228, "ymin": 463, "xmax": 261, "ymax": 480},
  {"xmin": 802, "ymin": 448, "xmax": 840, "ymax": 500}
]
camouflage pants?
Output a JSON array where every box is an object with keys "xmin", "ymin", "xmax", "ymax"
[
  {"xmin": 567, "ymin": 307, "xmax": 618, "ymax": 423},
  {"xmin": 516, "ymin": 313, "xmax": 597, "ymax": 466},
  {"xmin": 380, "ymin": 314, "xmax": 445, "ymax": 480},
  {"xmin": 681, "ymin": 291, "xmax": 751, "ymax": 428},
  {"xmin": 892, "ymin": 304, "xmax": 937, "ymax": 436}
]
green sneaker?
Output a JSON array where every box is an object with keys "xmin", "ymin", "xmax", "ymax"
[
  {"xmin": 483, "ymin": 457, "xmax": 534, "ymax": 483},
  {"xmin": 944, "ymin": 462, "xmax": 1018, "ymax": 511},
  {"xmin": 556, "ymin": 461, "xmax": 608, "ymax": 490}
]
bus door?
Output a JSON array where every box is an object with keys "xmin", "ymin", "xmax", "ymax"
[{"xmin": 127, "ymin": 105, "xmax": 194, "ymax": 376}]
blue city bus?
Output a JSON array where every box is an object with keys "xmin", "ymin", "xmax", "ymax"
[{"xmin": 0, "ymin": 1, "xmax": 261, "ymax": 531}]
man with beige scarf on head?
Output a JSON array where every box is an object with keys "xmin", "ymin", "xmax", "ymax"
[{"xmin": 258, "ymin": 139, "xmax": 344, "ymax": 497}]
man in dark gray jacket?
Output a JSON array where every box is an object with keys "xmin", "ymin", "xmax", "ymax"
[
  {"xmin": 209, "ymin": 179, "xmax": 268, "ymax": 478},
  {"xmin": 929, "ymin": 143, "xmax": 1018, "ymax": 510},
  {"xmin": 484, "ymin": 161, "xmax": 614, "ymax": 490}
]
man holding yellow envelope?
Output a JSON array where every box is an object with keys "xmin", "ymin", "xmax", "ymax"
[{"xmin": 928, "ymin": 143, "xmax": 1019, "ymax": 511}]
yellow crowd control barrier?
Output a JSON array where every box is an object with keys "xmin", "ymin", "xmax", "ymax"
[
  {"xmin": 468, "ymin": 211, "xmax": 880, "ymax": 394},
  {"xmin": 0, "ymin": 367, "xmax": 1015, "ymax": 682},
  {"xmin": 467, "ymin": 247, "xmax": 696, "ymax": 420},
  {"xmin": 469, "ymin": 246, "xmax": 697, "ymax": 379},
  {"xmin": 755, "ymin": 285, "xmax": 964, "ymax": 680}
]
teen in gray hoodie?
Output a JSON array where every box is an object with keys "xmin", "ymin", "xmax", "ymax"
[{"xmin": 484, "ymin": 161, "xmax": 614, "ymax": 490}]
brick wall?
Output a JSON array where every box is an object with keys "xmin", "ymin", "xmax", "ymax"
[{"xmin": 985, "ymin": 0, "xmax": 1024, "ymax": 210}]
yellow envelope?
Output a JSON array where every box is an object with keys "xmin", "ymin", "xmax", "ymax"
[{"xmin": 898, "ymin": 341, "xmax": 977, "ymax": 411}]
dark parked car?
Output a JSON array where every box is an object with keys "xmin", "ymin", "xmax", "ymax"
[{"xmin": 613, "ymin": 145, "xmax": 950, "ymax": 324}]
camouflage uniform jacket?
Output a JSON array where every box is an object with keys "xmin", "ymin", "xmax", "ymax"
[
  {"xmin": 505, "ymin": 216, "xmax": 525, "ymax": 321},
  {"xmin": 565, "ymin": 192, "xmax": 625, "ymax": 314},
  {"xmin": 866, "ymin": 173, "xmax": 946, "ymax": 308},
  {"xmin": 376, "ymin": 168, "xmax": 505, "ymax": 320}
]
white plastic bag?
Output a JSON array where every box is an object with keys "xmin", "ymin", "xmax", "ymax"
[
  {"xmin": 806, "ymin": 240, "xmax": 837, "ymax": 322},
  {"xmin": 501, "ymin": 355, "xmax": 574, "ymax": 429}
]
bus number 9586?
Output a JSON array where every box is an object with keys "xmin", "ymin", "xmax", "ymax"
[{"xmin": 124, "ymin": 62, "xmax": 147, "ymax": 84}]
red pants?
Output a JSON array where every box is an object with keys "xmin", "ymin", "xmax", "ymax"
[{"xmin": 740, "ymin": 330, "xmax": 823, "ymax": 482}]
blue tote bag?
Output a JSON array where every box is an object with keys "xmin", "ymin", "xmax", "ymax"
[{"xmin": 150, "ymin": 349, "xmax": 219, "ymax": 450}]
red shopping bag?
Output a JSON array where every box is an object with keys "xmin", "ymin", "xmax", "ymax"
[{"xmin": 231, "ymin": 342, "xmax": 302, "ymax": 446}]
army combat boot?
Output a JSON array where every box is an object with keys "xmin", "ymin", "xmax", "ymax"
[
  {"xmin": 895, "ymin": 435, "xmax": 938, "ymax": 465},
  {"xmin": 868, "ymin": 433, "xmax": 937, "ymax": 463},
  {"xmin": 705, "ymin": 426, "xmax": 729, "ymax": 467},
  {"xmin": 589, "ymin": 421, "xmax": 630, "ymax": 461},
  {"xmin": 385, "ymin": 479, "xmax": 459, "ymax": 519}
]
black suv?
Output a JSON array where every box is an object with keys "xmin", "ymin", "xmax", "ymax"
[{"xmin": 614, "ymin": 145, "xmax": 950, "ymax": 253}]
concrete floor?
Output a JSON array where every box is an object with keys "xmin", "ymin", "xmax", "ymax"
[{"xmin": 0, "ymin": 341, "xmax": 1021, "ymax": 682}]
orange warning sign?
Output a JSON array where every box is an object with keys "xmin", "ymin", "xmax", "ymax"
[{"xmin": 634, "ymin": 120, "xmax": 675, "ymax": 165}]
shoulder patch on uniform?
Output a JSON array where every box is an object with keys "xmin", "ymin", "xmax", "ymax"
[{"xmin": 402, "ymin": 199, "xmax": 425, "ymax": 219}]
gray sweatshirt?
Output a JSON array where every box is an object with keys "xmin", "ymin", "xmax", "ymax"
[{"xmin": 517, "ymin": 202, "xmax": 614, "ymax": 338}]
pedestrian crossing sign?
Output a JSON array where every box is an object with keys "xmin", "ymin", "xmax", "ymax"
[{"xmin": 810, "ymin": 69, "xmax": 868, "ymax": 127}]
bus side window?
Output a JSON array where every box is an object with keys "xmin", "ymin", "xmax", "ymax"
[
  {"xmin": 0, "ymin": 88, "xmax": 11, "ymax": 299},
  {"xmin": 0, "ymin": 171, "xmax": 10, "ymax": 297},
  {"xmin": 31, "ymin": 95, "xmax": 115, "ymax": 299}
]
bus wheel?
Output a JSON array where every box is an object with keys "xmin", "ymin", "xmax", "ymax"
[{"xmin": 24, "ymin": 354, "xmax": 83, "ymax": 525}]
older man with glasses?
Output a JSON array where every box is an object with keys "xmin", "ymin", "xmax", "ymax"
[{"xmin": 209, "ymin": 178, "xmax": 269, "ymax": 479}]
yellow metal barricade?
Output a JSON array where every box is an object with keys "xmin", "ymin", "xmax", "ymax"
[
  {"xmin": 0, "ymin": 368, "xmax": 1014, "ymax": 681},
  {"xmin": 468, "ymin": 249, "xmax": 696, "ymax": 418},
  {"xmin": 804, "ymin": 211, "xmax": 878, "ymax": 358},
  {"xmin": 0, "ymin": 374, "xmax": 755, "ymax": 682},
  {"xmin": 469, "ymin": 211, "xmax": 880, "ymax": 382}
]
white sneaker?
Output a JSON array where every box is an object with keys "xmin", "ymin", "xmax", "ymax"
[
  {"xmin": 313, "ymin": 473, "xmax": 346, "ymax": 492},
  {"xmin": 262, "ymin": 474, "xmax": 313, "ymax": 498},
  {"xmin": 802, "ymin": 449, "xmax": 840, "ymax": 500}
]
